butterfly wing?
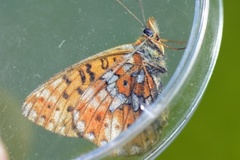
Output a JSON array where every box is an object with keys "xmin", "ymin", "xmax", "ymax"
[
  {"xmin": 71, "ymin": 52, "xmax": 167, "ymax": 155},
  {"xmin": 22, "ymin": 44, "xmax": 134, "ymax": 137},
  {"xmin": 115, "ymin": 110, "xmax": 168, "ymax": 155},
  {"xmin": 22, "ymin": 43, "xmax": 167, "ymax": 156}
]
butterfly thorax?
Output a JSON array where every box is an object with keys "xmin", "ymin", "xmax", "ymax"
[
  {"xmin": 137, "ymin": 39, "xmax": 167, "ymax": 74},
  {"xmin": 134, "ymin": 17, "xmax": 167, "ymax": 74}
]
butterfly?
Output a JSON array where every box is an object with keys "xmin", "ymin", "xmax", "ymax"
[{"xmin": 22, "ymin": 0, "xmax": 184, "ymax": 156}]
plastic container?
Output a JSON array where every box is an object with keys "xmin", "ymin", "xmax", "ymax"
[{"xmin": 0, "ymin": 0, "xmax": 223, "ymax": 159}]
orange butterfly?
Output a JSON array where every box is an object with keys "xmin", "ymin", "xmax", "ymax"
[{"xmin": 22, "ymin": 0, "xmax": 183, "ymax": 156}]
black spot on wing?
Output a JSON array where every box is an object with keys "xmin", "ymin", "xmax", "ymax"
[
  {"xmin": 79, "ymin": 69, "xmax": 86, "ymax": 84},
  {"xmin": 67, "ymin": 106, "xmax": 74, "ymax": 112},
  {"xmin": 76, "ymin": 87, "xmax": 84, "ymax": 95},
  {"xmin": 100, "ymin": 58, "xmax": 109, "ymax": 70},
  {"xmin": 63, "ymin": 91, "xmax": 69, "ymax": 99},
  {"xmin": 62, "ymin": 75, "xmax": 72, "ymax": 85},
  {"xmin": 85, "ymin": 64, "xmax": 95, "ymax": 82}
]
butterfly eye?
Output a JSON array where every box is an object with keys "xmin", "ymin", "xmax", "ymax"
[{"xmin": 143, "ymin": 28, "xmax": 153, "ymax": 37}]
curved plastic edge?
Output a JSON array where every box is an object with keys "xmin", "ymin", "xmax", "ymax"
[{"xmin": 73, "ymin": 0, "xmax": 223, "ymax": 159}]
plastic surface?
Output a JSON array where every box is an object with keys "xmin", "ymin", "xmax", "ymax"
[{"xmin": 0, "ymin": 0, "xmax": 222, "ymax": 159}]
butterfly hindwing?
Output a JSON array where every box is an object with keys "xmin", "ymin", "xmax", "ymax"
[{"xmin": 70, "ymin": 52, "xmax": 162, "ymax": 154}]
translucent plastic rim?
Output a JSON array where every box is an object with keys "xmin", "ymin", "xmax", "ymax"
[{"xmin": 74, "ymin": 0, "xmax": 223, "ymax": 159}]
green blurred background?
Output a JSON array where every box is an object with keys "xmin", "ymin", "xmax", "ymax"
[
  {"xmin": 158, "ymin": 1, "xmax": 240, "ymax": 160},
  {"xmin": 0, "ymin": 0, "xmax": 238, "ymax": 160}
]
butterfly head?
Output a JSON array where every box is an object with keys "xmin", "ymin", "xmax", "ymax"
[{"xmin": 142, "ymin": 17, "xmax": 165, "ymax": 55}]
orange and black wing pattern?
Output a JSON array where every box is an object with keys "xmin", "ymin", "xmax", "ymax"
[{"xmin": 22, "ymin": 17, "xmax": 170, "ymax": 156}]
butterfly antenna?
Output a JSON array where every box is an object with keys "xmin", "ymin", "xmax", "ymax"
[
  {"xmin": 137, "ymin": 0, "xmax": 146, "ymax": 24},
  {"xmin": 116, "ymin": 0, "xmax": 145, "ymax": 27}
]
